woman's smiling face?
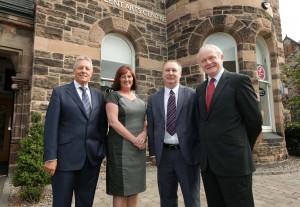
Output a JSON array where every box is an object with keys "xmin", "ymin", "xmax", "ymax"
[{"xmin": 119, "ymin": 70, "xmax": 133, "ymax": 90}]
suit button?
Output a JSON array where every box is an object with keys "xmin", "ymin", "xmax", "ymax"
[{"xmin": 206, "ymin": 121, "xmax": 209, "ymax": 124}]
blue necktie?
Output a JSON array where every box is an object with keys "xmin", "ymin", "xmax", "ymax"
[
  {"xmin": 79, "ymin": 87, "xmax": 91, "ymax": 116},
  {"xmin": 166, "ymin": 90, "xmax": 176, "ymax": 136}
]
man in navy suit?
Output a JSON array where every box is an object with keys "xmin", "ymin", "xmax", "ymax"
[
  {"xmin": 147, "ymin": 60, "xmax": 200, "ymax": 207},
  {"xmin": 43, "ymin": 56, "xmax": 108, "ymax": 207},
  {"xmin": 195, "ymin": 44, "xmax": 262, "ymax": 207}
]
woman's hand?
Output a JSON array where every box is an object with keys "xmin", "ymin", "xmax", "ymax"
[
  {"xmin": 137, "ymin": 142, "xmax": 146, "ymax": 150},
  {"xmin": 134, "ymin": 131, "xmax": 147, "ymax": 149}
]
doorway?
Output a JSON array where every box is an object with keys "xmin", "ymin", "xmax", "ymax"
[
  {"xmin": 0, "ymin": 99, "xmax": 13, "ymax": 175},
  {"xmin": 0, "ymin": 55, "xmax": 15, "ymax": 176}
]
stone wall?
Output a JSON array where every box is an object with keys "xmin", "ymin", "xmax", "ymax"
[
  {"xmin": 164, "ymin": 0, "xmax": 288, "ymax": 163},
  {"xmin": 32, "ymin": 0, "xmax": 169, "ymax": 109},
  {"xmin": 0, "ymin": 12, "xmax": 34, "ymax": 164},
  {"xmin": 253, "ymin": 133, "xmax": 288, "ymax": 163},
  {"xmin": 29, "ymin": 0, "xmax": 288, "ymax": 164}
]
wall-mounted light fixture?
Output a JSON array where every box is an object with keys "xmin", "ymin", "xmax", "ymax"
[{"xmin": 261, "ymin": 1, "xmax": 271, "ymax": 10}]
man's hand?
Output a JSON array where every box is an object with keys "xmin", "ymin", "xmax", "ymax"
[
  {"xmin": 44, "ymin": 160, "xmax": 57, "ymax": 176},
  {"xmin": 150, "ymin": 157, "xmax": 157, "ymax": 166}
]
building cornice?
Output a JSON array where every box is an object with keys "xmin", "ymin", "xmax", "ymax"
[{"xmin": 0, "ymin": 0, "xmax": 34, "ymax": 20}]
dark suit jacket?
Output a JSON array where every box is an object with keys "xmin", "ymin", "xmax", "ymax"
[
  {"xmin": 44, "ymin": 81, "xmax": 108, "ymax": 171},
  {"xmin": 147, "ymin": 85, "xmax": 200, "ymax": 166},
  {"xmin": 195, "ymin": 70, "xmax": 262, "ymax": 176}
]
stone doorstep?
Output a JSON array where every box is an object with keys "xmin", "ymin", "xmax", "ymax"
[{"xmin": 0, "ymin": 175, "xmax": 10, "ymax": 206}]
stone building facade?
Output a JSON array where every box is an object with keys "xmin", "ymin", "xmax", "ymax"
[
  {"xmin": 0, "ymin": 0, "xmax": 35, "ymax": 172},
  {"xmin": 283, "ymin": 36, "xmax": 300, "ymax": 122},
  {"xmin": 283, "ymin": 35, "xmax": 300, "ymax": 57},
  {"xmin": 0, "ymin": 0, "xmax": 289, "ymax": 173}
]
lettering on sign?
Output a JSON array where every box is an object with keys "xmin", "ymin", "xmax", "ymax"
[{"xmin": 103, "ymin": 0, "xmax": 166, "ymax": 22}]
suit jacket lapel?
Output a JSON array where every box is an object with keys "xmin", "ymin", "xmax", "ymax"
[
  {"xmin": 199, "ymin": 81, "xmax": 208, "ymax": 116},
  {"xmin": 176, "ymin": 85, "xmax": 185, "ymax": 119},
  {"xmin": 89, "ymin": 88, "xmax": 98, "ymax": 119},
  {"xmin": 208, "ymin": 71, "xmax": 230, "ymax": 113},
  {"xmin": 157, "ymin": 89, "xmax": 165, "ymax": 120},
  {"xmin": 66, "ymin": 81, "xmax": 88, "ymax": 118}
]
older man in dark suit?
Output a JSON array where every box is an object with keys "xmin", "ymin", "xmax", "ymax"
[
  {"xmin": 43, "ymin": 56, "xmax": 108, "ymax": 207},
  {"xmin": 195, "ymin": 44, "xmax": 262, "ymax": 207},
  {"xmin": 147, "ymin": 60, "xmax": 201, "ymax": 207}
]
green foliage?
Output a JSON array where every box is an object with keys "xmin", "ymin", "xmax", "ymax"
[
  {"xmin": 281, "ymin": 51, "xmax": 300, "ymax": 122},
  {"xmin": 19, "ymin": 185, "xmax": 44, "ymax": 201},
  {"xmin": 285, "ymin": 122, "xmax": 300, "ymax": 156},
  {"xmin": 12, "ymin": 112, "xmax": 50, "ymax": 202}
]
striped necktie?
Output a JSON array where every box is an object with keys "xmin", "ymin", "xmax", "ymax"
[
  {"xmin": 166, "ymin": 90, "xmax": 176, "ymax": 135},
  {"xmin": 79, "ymin": 87, "xmax": 91, "ymax": 116}
]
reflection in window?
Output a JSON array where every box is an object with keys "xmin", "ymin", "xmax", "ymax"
[{"xmin": 101, "ymin": 34, "xmax": 135, "ymax": 91}]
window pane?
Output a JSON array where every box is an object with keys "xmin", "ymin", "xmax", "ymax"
[
  {"xmin": 102, "ymin": 35, "xmax": 133, "ymax": 64},
  {"xmin": 101, "ymin": 60, "xmax": 131, "ymax": 80},
  {"xmin": 259, "ymin": 82, "xmax": 271, "ymax": 126},
  {"xmin": 255, "ymin": 41, "xmax": 269, "ymax": 81},
  {"xmin": 223, "ymin": 61, "xmax": 236, "ymax": 72},
  {"xmin": 256, "ymin": 37, "xmax": 272, "ymax": 131},
  {"xmin": 100, "ymin": 34, "xmax": 135, "ymax": 92}
]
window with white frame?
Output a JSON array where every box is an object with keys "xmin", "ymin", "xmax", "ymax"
[
  {"xmin": 256, "ymin": 37, "xmax": 274, "ymax": 131},
  {"xmin": 101, "ymin": 34, "xmax": 135, "ymax": 90},
  {"xmin": 203, "ymin": 33, "xmax": 238, "ymax": 73}
]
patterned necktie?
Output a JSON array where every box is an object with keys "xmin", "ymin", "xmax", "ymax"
[
  {"xmin": 206, "ymin": 78, "xmax": 215, "ymax": 111},
  {"xmin": 166, "ymin": 90, "xmax": 176, "ymax": 136},
  {"xmin": 79, "ymin": 87, "xmax": 91, "ymax": 116}
]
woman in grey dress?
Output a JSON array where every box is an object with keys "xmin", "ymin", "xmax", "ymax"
[{"xmin": 105, "ymin": 65, "xmax": 147, "ymax": 207}]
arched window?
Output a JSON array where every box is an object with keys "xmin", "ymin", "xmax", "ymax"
[
  {"xmin": 256, "ymin": 37, "xmax": 274, "ymax": 131},
  {"xmin": 204, "ymin": 33, "xmax": 238, "ymax": 72},
  {"xmin": 101, "ymin": 34, "xmax": 135, "ymax": 90}
]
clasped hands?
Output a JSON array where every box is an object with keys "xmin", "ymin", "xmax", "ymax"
[{"xmin": 133, "ymin": 131, "xmax": 147, "ymax": 150}]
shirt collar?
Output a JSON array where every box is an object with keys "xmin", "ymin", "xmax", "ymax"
[
  {"xmin": 74, "ymin": 80, "xmax": 89, "ymax": 90},
  {"xmin": 164, "ymin": 84, "xmax": 179, "ymax": 95},
  {"xmin": 208, "ymin": 68, "xmax": 224, "ymax": 83}
]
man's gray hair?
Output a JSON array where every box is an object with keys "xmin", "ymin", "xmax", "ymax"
[
  {"xmin": 197, "ymin": 44, "xmax": 223, "ymax": 63},
  {"xmin": 73, "ymin": 56, "xmax": 93, "ymax": 70}
]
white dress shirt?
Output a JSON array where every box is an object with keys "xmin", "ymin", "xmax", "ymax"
[
  {"xmin": 207, "ymin": 67, "xmax": 224, "ymax": 88},
  {"xmin": 164, "ymin": 84, "xmax": 179, "ymax": 144},
  {"xmin": 74, "ymin": 80, "xmax": 92, "ymax": 108}
]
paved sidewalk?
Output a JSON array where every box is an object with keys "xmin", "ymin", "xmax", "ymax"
[
  {"xmin": 94, "ymin": 166, "xmax": 207, "ymax": 207},
  {"xmin": 1, "ymin": 164, "xmax": 300, "ymax": 206},
  {"xmin": 94, "ymin": 166, "xmax": 300, "ymax": 207}
]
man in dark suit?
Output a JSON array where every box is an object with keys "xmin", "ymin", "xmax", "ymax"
[
  {"xmin": 195, "ymin": 44, "xmax": 262, "ymax": 207},
  {"xmin": 43, "ymin": 56, "xmax": 108, "ymax": 207},
  {"xmin": 147, "ymin": 60, "xmax": 200, "ymax": 207}
]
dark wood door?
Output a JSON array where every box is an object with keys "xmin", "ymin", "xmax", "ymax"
[{"xmin": 0, "ymin": 99, "xmax": 12, "ymax": 161}]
